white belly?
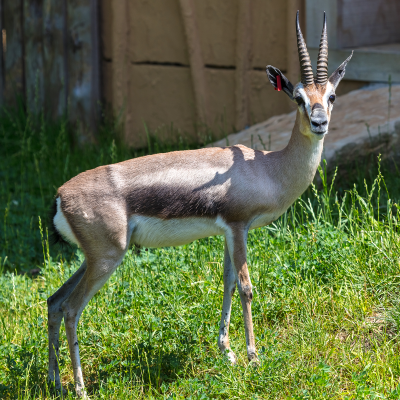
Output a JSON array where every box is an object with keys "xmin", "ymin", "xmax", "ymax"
[
  {"xmin": 249, "ymin": 212, "xmax": 280, "ymax": 230},
  {"xmin": 129, "ymin": 215, "xmax": 224, "ymax": 248}
]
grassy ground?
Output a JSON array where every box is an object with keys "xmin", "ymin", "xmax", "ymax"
[{"xmin": 2, "ymin": 108, "xmax": 400, "ymax": 398}]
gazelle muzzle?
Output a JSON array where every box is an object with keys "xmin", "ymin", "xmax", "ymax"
[{"xmin": 310, "ymin": 108, "xmax": 328, "ymax": 134}]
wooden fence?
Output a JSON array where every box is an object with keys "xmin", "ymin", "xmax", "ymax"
[{"xmin": 0, "ymin": 0, "xmax": 100, "ymax": 135}]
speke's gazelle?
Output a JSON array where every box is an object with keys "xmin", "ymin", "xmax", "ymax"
[{"xmin": 48, "ymin": 11, "xmax": 352, "ymax": 397}]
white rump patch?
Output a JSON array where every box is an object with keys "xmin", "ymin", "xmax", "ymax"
[{"xmin": 53, "ymin": 197, "xmax": 80, "ymax": 246}]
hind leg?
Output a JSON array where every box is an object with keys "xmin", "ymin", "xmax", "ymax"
[
  {"xmin": 48, "ymin": 260, "xmax": 87, "ymax": 391},
  {"xmin": 62, "ymin": 250, "xmax": 125, "ymax": 397}
]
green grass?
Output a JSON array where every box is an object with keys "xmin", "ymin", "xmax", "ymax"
[{"xmin": 2, "ymin": 107, "xmax": 400, "ymax": 398}]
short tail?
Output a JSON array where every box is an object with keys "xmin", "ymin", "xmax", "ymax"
[{"xmin": 49, "ymin": 197, "xmax": 71, "ymax": 249}]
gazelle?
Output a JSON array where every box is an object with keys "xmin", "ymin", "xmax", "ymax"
[{"xmin": 47, "ymin": 11, "xmax": 352, "ymax": 397}]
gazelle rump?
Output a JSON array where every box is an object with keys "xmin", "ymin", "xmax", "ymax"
[{"xmin": 47, "ymin": 12, "xmax": 352, "ymax": 397}]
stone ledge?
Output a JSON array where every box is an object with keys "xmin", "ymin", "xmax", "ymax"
[{"xmin": 210, "ymin": 84, "xmax": 400, "ymax": 168}]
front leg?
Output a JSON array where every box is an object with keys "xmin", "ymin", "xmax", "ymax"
[
  {"xmin": 225, "ymin": 223, "xmax": 257, "ymax": 362},
  {"xmin": 218, "ymin": 239, "xmax": 237, "ymax": 364}
]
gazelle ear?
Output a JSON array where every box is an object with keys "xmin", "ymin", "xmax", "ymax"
[
  {"xmin": 266, "ymin": 66, "xmax": 294, "ymax": 101},
  {"xmin": 329, "ymin": 51, "xmax": 353, "ymax": 89}
]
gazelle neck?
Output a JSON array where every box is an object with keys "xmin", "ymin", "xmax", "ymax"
[{"xmin": 275, "ymin": 110, "xmax": 324, "ymax": 196}]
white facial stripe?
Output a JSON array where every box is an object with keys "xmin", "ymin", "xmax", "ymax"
[
  {"xmin": 296, "ymin": 87, "xmax": 312, "ymax": 117},
  {"xmin": 322, "ymin": 81, "xmax": 335, "ymax": 110}
]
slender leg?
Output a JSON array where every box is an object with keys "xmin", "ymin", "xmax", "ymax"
[
  {"xmin": 218, "ymin": 239, "xmax": 237, "ymax": 364},
  {"xmin": 48, "ymin": 260, "xmax": 87, "ymax": 391},
  {"xmin": 225, "ymin": 225, "xmax": 257, "ymax": 362},
  {"xmin": 62, "ymin": 252, "xmax": 125, "ymax": 398}
]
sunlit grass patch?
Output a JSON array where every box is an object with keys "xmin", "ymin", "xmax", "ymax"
[
  {"xmin": 2, "ymin": 166, "xmax": 400, "ymax": 398},
  {"xmin": 2, "ymin": 106, "xmax": 400, "ymax": 398}
]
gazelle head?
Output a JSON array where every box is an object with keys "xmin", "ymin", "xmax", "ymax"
[{"xmin": 266, "ymin": 11, "xmax": 353, "ymax": 139}]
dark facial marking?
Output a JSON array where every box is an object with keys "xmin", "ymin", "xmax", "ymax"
[{"xmin": 312, "ymin": 103, "xmax": 323, "ymax": 111}]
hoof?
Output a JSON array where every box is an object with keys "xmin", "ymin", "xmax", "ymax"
[
  {"xmin": 247, "ymin": 350, "xmax": 259, "ymax": 366},
  {"xmin": 225, "ymin": 349, "xmax": 237, "ymax": 365},
  {"xmin": 48, "ymin": 379, "xmax": 66, "ymax": 395},
  {"xmin": 76, "ymin": 387, "xmax": 89, "ymax": 399},
  {"xmin": 248, "ymin": 356, "xmax": 260, "ymax": 367}
]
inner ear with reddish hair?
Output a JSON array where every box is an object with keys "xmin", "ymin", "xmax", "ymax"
[{"xmin": 266, "ymin": 66, "xmax": 294, "ymax": 101}]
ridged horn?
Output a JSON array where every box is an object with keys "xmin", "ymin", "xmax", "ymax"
[
  {"xmin": 296, "ymin": 11, "xmax": 313, "ymax": 86},
  {"xmin": 316, "ymin": 12, "xmax": 328, "ymax": 85}
]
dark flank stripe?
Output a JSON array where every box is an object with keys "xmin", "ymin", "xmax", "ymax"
[{"xmin": 126, "ymin": 184, "xmax": 228, "ymax": 219}]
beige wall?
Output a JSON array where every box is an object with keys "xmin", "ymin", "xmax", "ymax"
[
  {"xmin": 101, "ymin": 1, "xmax": 306, "ymax": 147},
  {"xmin": 338, "ymin": 0, "xmax": 400, "ymax": 48}
]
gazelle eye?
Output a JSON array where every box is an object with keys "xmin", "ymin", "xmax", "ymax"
[
  {"xmin": 295, "ymin": 96, "xmax": 304, "ymax": 106},
  {"xmin": 329, "ymin": 94, "xmax": 336, "ymax": 103}
]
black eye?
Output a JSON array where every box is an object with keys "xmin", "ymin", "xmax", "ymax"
[
  {"xmin": 329, "ymin": 94, "xmax": 336, "ymax": 103},
  {"xmin": 295, "ymin": 96, "xmax": 304, "ymax": 106}
]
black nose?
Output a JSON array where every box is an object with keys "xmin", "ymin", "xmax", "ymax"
[{"xmin": 311, "ymin": 118, "xmax": 327, "ymax": 128}]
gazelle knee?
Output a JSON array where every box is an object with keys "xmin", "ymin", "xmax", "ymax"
[
  {"xmin": 218, "ymin": 328, "xmax": 230, "ymax": 352},
  {"xmin": 61, "ymin": 302, "xmax": 79, "ymax": 329},
  {"xmin": 226, "ymin": 278, "xmax": 236, "ymax": 295},
  {"xmin": 239, "ymin": 283, "xmax": 253, "ymax": 303},
  {"xmin": 47, "ymin": 295, "xmax": 63, "ymax": 322},
  {"xmin": 225, "ymin": 271, "xmax": 236, "ymax": 291},
  {"xmin": 48, "ymin": 294, "xmax": 61, "ymax": 313}
]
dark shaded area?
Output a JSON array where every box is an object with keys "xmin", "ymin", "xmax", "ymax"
[
  {"xmin": 0, "ymin": 105, "xmax": 204, "ymax": 273},
  {"xmin": 85, "ymin": 338, "xmax": 193, "ymax": 396}
]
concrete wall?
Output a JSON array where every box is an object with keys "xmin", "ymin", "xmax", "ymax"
[
  {"xmin": 101, "ymin": 0, "xmax": 378, "ymax": 148},
  {"xmin": 101, "ymin": 0, "xmax": 308, "ymax": 147},
  {"xmin": 306, "ymin": 0, "xmax": 400, "ymax": 88},
  {"xmin": 338, "ymin": 0, "xmax": 400, "ymax": 48}
]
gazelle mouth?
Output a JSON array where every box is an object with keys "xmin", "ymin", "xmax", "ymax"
[{"xmin": 311, "ymin": 129, "xmax": 327, "ymax": 136}]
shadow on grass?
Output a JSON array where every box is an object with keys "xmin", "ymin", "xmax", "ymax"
[{"xmin": 84, "ymin": 337, "xmax": 196, "ymax": 396}]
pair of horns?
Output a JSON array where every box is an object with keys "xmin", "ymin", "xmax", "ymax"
[{"xmin": 296, "ymin": 11, "xmax": 328, "ymax": 85}]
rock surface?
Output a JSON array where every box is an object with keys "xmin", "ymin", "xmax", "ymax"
[{"xmin": 210, "ymin": 84, "xmax": 400, "ymax": 166}]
